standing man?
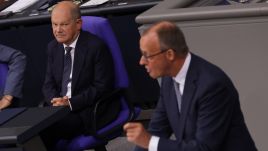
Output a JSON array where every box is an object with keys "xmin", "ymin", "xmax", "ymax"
[
  {"xmin": 42, "ymin": 1, "xmax": 116, "ymax": 149},
  {"xmin": 124, "ymin": 21, "xmax": 257, "ymax": 151},
  {"xmin": 0, "ymin": 44, "xmax": 26, "ymax": 109}
]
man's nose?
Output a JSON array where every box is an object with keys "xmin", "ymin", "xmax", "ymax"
[
  {"xmin": 55, "ymin": 26, "xmax": 62, "ymax": 32},
  {"xmin": 139, "ymin": 56, "xmax": 147, "ymax": 66}
]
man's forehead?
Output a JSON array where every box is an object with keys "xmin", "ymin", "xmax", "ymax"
[
  {"xmin": 141, "ymin": 32, "xmax": 156, "ymax": 42},
  {"xmin": 140, "ymin": 40, "xmax": 160, "ymax": 55},
  {"xmin": 141, "ymin": 32, "xmax": 158, "ymax": 44}
]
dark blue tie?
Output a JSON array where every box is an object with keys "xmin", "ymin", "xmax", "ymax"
[
  {"xmin": 173, "ymin": 81, "xmax": 182, "ymax": 112},
  {"xmin": 61, "ymin": 46, "xmax": 72, "ymax": 96}
]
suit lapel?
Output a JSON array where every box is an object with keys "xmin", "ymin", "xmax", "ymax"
[
  {"xmin": 164, "ymin": 78, "xmax": 181, "ymax": 136},
  {"xmin": 55, "ymin": 44, "xmax": 65, "ymax": 86},
  {"xmin": 177, "ymin": 55, "xmax": 198, "ymax": 141},
  {"xmin": 72, "ymin": 33, "xmax": 86, "ymax": 92}
]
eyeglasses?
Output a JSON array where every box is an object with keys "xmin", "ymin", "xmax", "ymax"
[{"xmin": 141, "ymin": 49, "xmax": 169, "ymax": 60}]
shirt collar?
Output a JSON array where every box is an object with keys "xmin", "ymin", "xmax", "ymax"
[
  {"xmin": 173, "ymin": 52, "xmax": 191, "ymax": 85},
  {"xmin": 63, "ymin": 34, "xmax": 80, "ymax": 49}
]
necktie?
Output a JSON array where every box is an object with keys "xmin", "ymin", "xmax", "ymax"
[
  {"xmin": 173, "ymin": 81, "xmax": 182, "ymax": 112},
  {"xmin": 61, "ymin": 46, "xmax": 72, "ymax": 96}
]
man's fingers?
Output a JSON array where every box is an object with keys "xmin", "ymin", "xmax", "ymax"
[
  {"xmin": 124, "ymin": 122, "xmax": 143, "ymax": 142},
  {"xmin": 125, "ymin": 130, "xmax": 138, "ymax": 142},
  {"xmin": 124, "ymin": 122, "xmax": 151, "ymax": 149},
  {"xmin": 51, "ymin": 97, "xmax": 62, "ymax": 103},
  {"xmin": 52, "ymin": 102, "xmax": 60, "ymax": 106},
  {"xmin": 124, "ymin": 122, "xmax": 141, "ymax": 130},
  {"xmin": 51, "ymin": 98, "xmax": 58, "ymax": 103},
  {"xmin": 63, "ymin": 96, "xmax": 68, "ymax": 101}
]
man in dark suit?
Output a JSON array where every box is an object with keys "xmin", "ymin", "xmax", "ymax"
[
  {"xmin": 0, "ymin": 44, "xmax": 26, "ymax": 109},
  {"xmin": 124, "ymin": 21, "xmax": 257, "ymax": 151},
  {"xmin": 41, "ymin": 1, "xmax": 116, "ymax": 149}
]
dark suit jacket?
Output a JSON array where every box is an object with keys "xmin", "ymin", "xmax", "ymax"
[
  {"xmin": 136, "ymin": 54, "xmax": 257, "ymax": 151},
  {"xmin": 42, "ymin": 31, "xmax": 118, "ymax": 133}
]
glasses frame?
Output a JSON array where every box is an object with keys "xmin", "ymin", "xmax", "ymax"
[{"xmin": 141, "ymin": 49, "xmax": 169, "ymax": 60}]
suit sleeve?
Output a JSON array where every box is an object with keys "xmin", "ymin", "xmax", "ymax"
[
  {"xmin": 0, "ymin": 44, "xmax": 26, "ymax": 98},
  {"xmin": 157, "ymin": 83, "xmax": 236, "ymax": 151}
]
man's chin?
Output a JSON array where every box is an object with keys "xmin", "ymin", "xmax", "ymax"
[
  {"xmin": 55, "ymin": 38, "xmax": 66, "ymax": 44},
  {"xmin": 149, "ymin": 73, "xmax": 159, "ymax": 79}
]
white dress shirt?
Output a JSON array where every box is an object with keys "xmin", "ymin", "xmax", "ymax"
[{"xmin": 63, "ymin": 34, "xmax": 80, "ymax": 110}]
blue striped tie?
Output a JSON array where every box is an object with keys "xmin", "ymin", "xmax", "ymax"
[
  {"xmin": 173, "ymin": 81, "xmax": 182, "ymax": 112},
  {"xmin": 61, "ymin": 46, "xmax": 72, "ymax": 96}
]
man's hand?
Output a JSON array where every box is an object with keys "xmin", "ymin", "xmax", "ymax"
[
  {"xmin": 51, "ymin": 96, "xmax": 69, "ymax": 106},
  {"xmin": 0, "ymin": 95, "xmax": 13, "ymax": 110},
  {"xmin": 123, "ymin": 122, "xmax": 152, "ymax": 149}
]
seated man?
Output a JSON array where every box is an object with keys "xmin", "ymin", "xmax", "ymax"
[
  {"xmin": 0, "ymin": 44, "xmax": 26, "ymax": 110},
  {"xmin": 41, "ymin": 1, "xmax": 119, "ymax": 149}
]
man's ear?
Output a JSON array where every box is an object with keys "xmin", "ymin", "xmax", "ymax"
[
  {"xmin": 77, "ymin": 18, "xmax": 82, "ymax": 30},
  {"xmin": 166, "ymin": 49, "xmax": 176, "ymax": 61}
]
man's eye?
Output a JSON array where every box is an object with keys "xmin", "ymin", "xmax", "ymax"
[{"xmin": 143, "ymin": 54, "xmax": 148, "ymax": 58}]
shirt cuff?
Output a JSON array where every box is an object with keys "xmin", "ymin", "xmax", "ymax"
[
  {"xmin": 149, "ymin": 135, "xmax": 160, "ymax": 151},
  {"xmin": 68, "ymin": 99, "xmax": 73, "ymax": 111}
]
